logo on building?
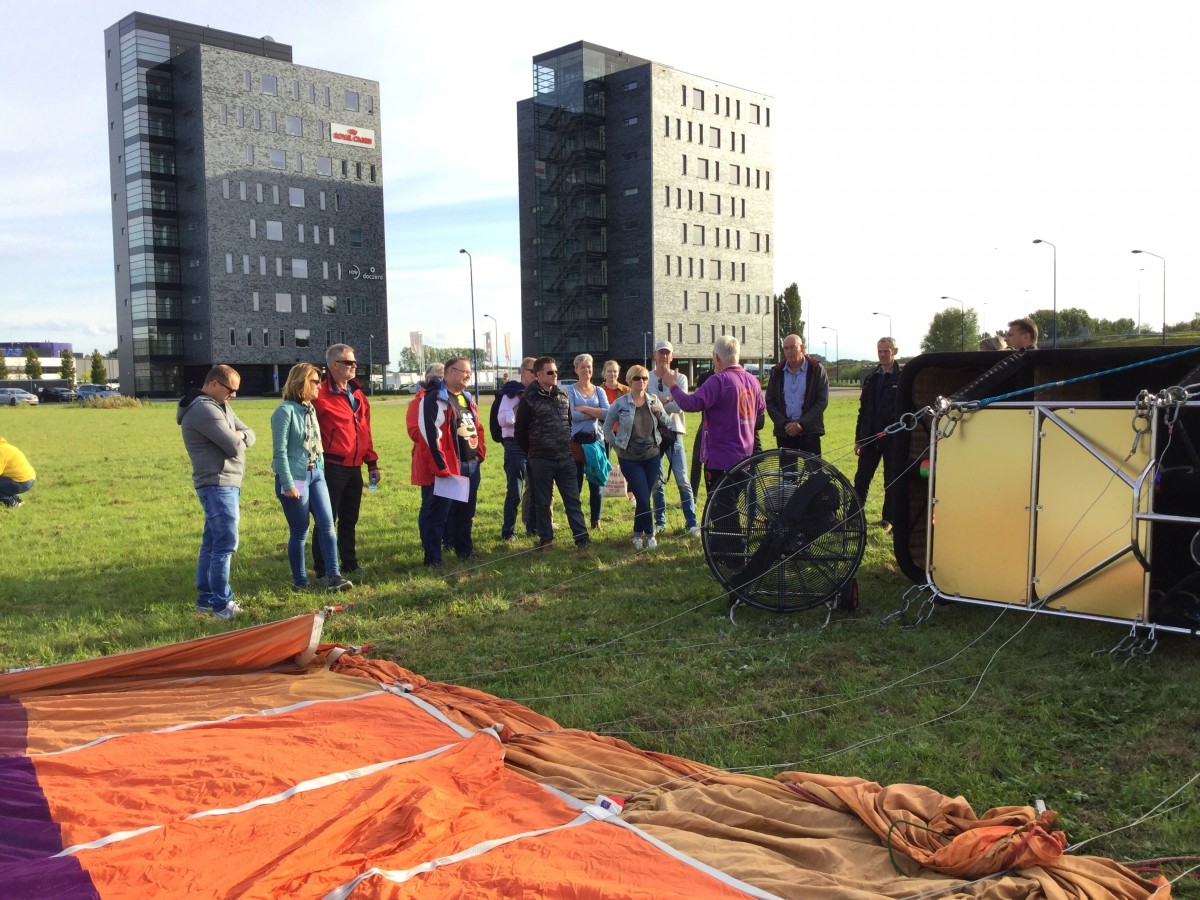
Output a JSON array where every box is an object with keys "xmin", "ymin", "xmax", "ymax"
[
  {"xmin": 349, "ymin": 265, "xmax": 384, "ymax": 282},
  {"xmin": 330, "ymin": 124, "xmax": 376, "ymax": 148}
]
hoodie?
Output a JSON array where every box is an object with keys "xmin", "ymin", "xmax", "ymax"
[{"xmin": 177, "ymin": 389, "xmax": 256, "ymax": 489}]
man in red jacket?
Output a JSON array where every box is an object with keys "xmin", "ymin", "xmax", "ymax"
[{"xmin": 313, "ymin": 344, "xmax": 379, "ymax": 582}]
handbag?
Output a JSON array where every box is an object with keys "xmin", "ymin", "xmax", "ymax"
[
  {"xmin": 602, "ymin": 467, "xmax": 629, "ymax": 498},
  {"xmin": 570, "ymin": 429, "xmax": 597, "ymax": 464}
]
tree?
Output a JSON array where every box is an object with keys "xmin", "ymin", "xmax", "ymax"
[
  {"xmin": 24, "ymin": 347, "xmax": 42, "ymax": 380},
  {"xmin": 105, "ymin": 349, "xmax": 119, "ymax": 358},
  {"xmin": 774, "ymin": 283, "xmax": 803, "ymax": 355},
  {"xmin": 90, "ymin": 350, "xmax": 107, "ymax": 386},
  {"xmin": 920, "ymin": 307, "xmax": 981, "ymax": 353},
  {"xmin": 398, "ymin": 345, "xmax": 489, "ymax": 373},
  {"xmin": 60, "ymin": 350, "xmax": 76, "ymax": 388}
]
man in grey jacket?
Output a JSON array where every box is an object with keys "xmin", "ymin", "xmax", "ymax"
[{"xmin": 177, "ymin": 365, "xmax": 256, "ymax": 619}]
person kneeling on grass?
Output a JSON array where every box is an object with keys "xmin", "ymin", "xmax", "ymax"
[
  {"xmin": 271, "ymin": 364, "xmax": 352, "ymax": 593},
  {"xmin": 0, "ymin": 437, "xmax": 35, "ymax": 508},
  {"xmin": 603, "ymin": 365, "xmax": 673, "ymax": 550}
]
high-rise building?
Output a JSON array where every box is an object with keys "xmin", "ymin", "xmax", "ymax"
[
  {"xmin": 103, "ymin": 13, "xmax": 387, "ymax": 396},
  {"xmin": 517, "ymin": 41, "xmax": 773, "ymax": 375}
]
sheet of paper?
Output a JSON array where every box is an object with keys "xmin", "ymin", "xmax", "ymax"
[{"xmin": 433, "ymin": 473, "xmax": 470, "ymax": 502}]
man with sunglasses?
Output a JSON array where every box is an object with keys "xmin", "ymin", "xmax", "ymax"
[
  {"xmin": 177, "ymin": 365, "xmax": 256, "ymax": 620},
  {"xmin": 514, "ymin": 356, "xmax": 591, "ymax": 549},
  {"xmin": 313, "ymin": 344, "xmax": 380, "ymax": 582}
]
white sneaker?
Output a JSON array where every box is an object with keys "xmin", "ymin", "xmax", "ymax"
[
  {"xmin": 687, "ymin": 525, "xmax": 702, "ymax": 537},
  {"xmin": 646, "ymin": 535, "xmax": 657, "ymax": 550},
  {"xmin": 213, "ymin": 600, "xmax": 242, "ymax": 620},
  {"xmin": 632, "ymin": 536, "xmax": 644, "ymax": 550}
]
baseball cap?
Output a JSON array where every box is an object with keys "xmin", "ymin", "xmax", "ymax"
[{"xmin": 654, "ymin": 340, "xmax": 673, "ymax": 353}]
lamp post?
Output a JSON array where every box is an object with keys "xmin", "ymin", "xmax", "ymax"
[
  {"xmin": 871, "ymin": 311, "xmax": 893, "ymax": 337},
  {"xmin": 368, "ymin": 334, "xmax": 374, "ymax": 395},
  {"xmin": 1032, "ymin": 239, "xmax": 1057, "ymax": 347},
  {"xmin": 1132, "ymin": 250, "xmax": 1166, "ymax": 345},
  {"xmin": 642, "ymin": 331, "xmax": 652, "ymax": 368},
  {"xmin": 1136, "ymin": 267, "xmax": 1144, "ymax": 334},
  {"xmin": 760, "ymin": 310, "xmax": 771, "ymax": 374},
  {"xmin": 821, "ymin": 326, "xmax": 839, "ymax": 382},
  {"xmin": 940, "ymin": 296, "xmax": 965, "ymax": 351},
  {"xmin": 458, "ymin": 249, "xmax": 479, "ymax": 402},
  {"xmin": 483, "ymin": 313, "xmax": 499, "ymax": 390}
]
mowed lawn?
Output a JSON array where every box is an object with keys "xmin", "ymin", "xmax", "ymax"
[{"xmin": 0, "ymin": 395, "xmax": 1197, "ymax": 882}]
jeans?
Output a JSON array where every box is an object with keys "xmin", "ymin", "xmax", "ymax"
[
  {"xmin": 419, "ymin": 484, "xmax": 453, "ymax": 565},
  {"xmin": 501, "ymin": 439, "xmax": 532, "ymax": 537},
  {"xmin": 854, "ymin": 435, "xmax": 899, "ymax": 525},
  {"xmin": 276, "ymin": 468, "xmax": 339, "ymax": 587},
  {"xmin": 574, "ymin": 460, "xmax": 603, "ymax": 525},
  {"xmin": 619, "ymin": 455, "xmax": 662, "ymax": 538},
  {"xmin": 195, "ymin": 486, "xmax": 240, "ymax": 611},
  {"xmin": 652, "ymin": 437, "xmax": 697, "ymax": 530},
  {"xmin": 527, "ymin": 455, "xmax": 589, "ymax": 545},
  {"xmin": 0, "ymin": 477, "xmax": 34, "ymax": 506},
  {"xmin": 445, "ymin": 459, "xmax": 481, "ymax": 557},
  {"xmin": 313, "ymin": 463, "xmax": 363, "ymax": 578}
]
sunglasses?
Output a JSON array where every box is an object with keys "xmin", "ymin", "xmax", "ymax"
[
  {"xmin": 334, "ymin": 360, "xmax": 358, "ymax": 367},
  {"xmin": 631, "ymin": 375, "xmax": 649, "ymax": 382},
  {"xmin": 216, "ymin": 380, "xmax": 237, "ymax": 395},
  {"xmin": 542, "ymin": 370, "xmax": 559, "ymax": 376}
]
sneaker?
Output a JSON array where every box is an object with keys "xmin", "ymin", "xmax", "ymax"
[
  {"xmin": 291, "ymin": 582, "xmax": 312, "ymax": 592},
  {"xmin": 590, "ymin": 519, "xmax": 602, "ymax": 530},
  {"xmin": 632, "ymin": 536, "xmax": 644, "ymax": 550},
  {"xmin": 575, "ymin": 537, "xmax": 592, "ymax": 549},
  {"xmin": 325, "ymin": 574, "xmax": 353, "ymax": 592},
  {"xmin": 316, "ymin": 575, "xmax": 329, "ymax": 588},
  {"xmin": 646, "ymin": 536, "xmax": 658, "ymax": 550},
  {"xmin": 687, "ymin": 525, "xmax": 702, "ymax": 537},
  {"xmin": 195, "ymin": 601, "xmax": 212, "ymax": 614},
  {"xmin": 213, "ymin": 600, "xmax": 242, "ymax": 620},
  {"xmin": 502, "ymin": 533, "xmax": 516, "ymax": 542}
]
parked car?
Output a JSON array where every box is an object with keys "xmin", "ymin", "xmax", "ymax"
[
  {"xmin": 76, "ymin": 384, "xmax": 119, "ymax": 399},
  {"xmin": 0, "ymin": 388, "xmax": 39, "ymax": 406},
  {"xmin": 40, "ymin": 386, "xmax": 77, "ymax": 403}
]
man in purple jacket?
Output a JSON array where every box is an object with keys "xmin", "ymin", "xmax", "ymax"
[{"xmin": 661, "ymin": 336, "xmax": 765, "ymax": 550}]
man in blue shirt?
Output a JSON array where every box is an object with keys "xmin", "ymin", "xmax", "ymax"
[{"xmin": 765, "ymin": 334, "xmax": 828, "ymax": 456}]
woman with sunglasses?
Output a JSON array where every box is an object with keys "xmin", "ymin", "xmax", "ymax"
[
  {"xmin": 602, "ymin": 365, "xmax": 673, "ymax": 550},
  {"xmin": 271, "ymin": 363, "xmax": 352, "ymax": 592}
]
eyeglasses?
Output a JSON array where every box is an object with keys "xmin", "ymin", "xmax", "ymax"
[
  {"xmin": 542, "ymin": 370, "xmax": 559, "ymax": 376},
  {"xmin": 216, "ymin": 380, "xmax": 237, "ymax": 396},
  {"xmin": 448, "ymin": 367, "xmax": 472, "ymax": 376},
  {"xmin": 522, "ymin": 367, "xmax": 534, "ymax": 373},
  {"xmin": 309, "ymin": 378, "xmax": 321, "ymax": 385},
  {"xmin": 631, "ymin": 375, "xmax": 649, "ymax": 382},
  {"xmin": 334, "ymin": 359, "xmax": 358, "ymax": 368}
]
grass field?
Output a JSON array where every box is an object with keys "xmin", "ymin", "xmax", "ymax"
[{"xmin": 0, "ymin": 396, "xmax": 1196, "ymax": 890}]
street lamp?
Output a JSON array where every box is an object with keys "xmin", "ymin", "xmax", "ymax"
[
  {"xmin": 821, "ymin": 326, "xmax": 839, "ymax": 382},
  {"xmin": 940, "ymin": 296, "xmax": 965, "ymax": 351},
  {"xmin": 1131, "ymin": 250, "xmax": 1166, "ymax": 345},
  {"xmin": 458, "ymin": 249, "xmax": 479, "ymax": 402},
  {"xmin": 483, "ymin": 313, "xmax": 499, "ymax": 389},
  {"xmin": 1032, "ymin": 239, "xmax": 1057, "ymax": 348},
  {"xmin": 1136, "ymin": 267, "xmax": 1144, "ymax": 334},
  {"xmin": 871, "ymin": 311, "xmax": 893, "ymax": 337},
  {"xmin": 760, "ymin": 310, "xmax": 771, "ymax": 374},
  {"xmin": 642, "ymin": 331, "xmax": 652, "ymax": 368},
  {"xmin": 368, "ymin": 334, "xmax": 374, "ymax": 395}
]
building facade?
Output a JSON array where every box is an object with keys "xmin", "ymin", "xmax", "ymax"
[
  {"xmin": 104, "ymin": 13, "xmax": 388, "ymax": 396},
  {"xmin": 517, "ymin": 41, "xmax": 773, "ymax": 376}
]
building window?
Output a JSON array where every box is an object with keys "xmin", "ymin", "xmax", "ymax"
[
  {"xmin": 750, "ymin": 103, "xmax": 761, "ymax": 124},
  {"xmin": 693, "ymin": 89, "xmax": 704, "ymax": 110},
  {"xmin": 219, "ymin": 104, "xmax": 228, "ymax": 125},
  {"xmin": 289, "ymin": 187, "xmax": 305, "ymax": 207},
  {"xmin": 246, "ymin": 328, "xmax": 253, "ymax": 346},
  {"xmin": 222, "ymin": 178, "xmax": 230, "ymax": 199},
  {"xmin": 269, "ymin": 149, "xmax": 285, "ymax": 169},
  {"xmin": 300, "ymin": 294, "xmax": 308, "ymax": 313},
  {"xmin": 249, "ymin": 219, "xmax": 257, "ymax": 238},
  {"xmin": 261, "ymin": 74, "xmax": 278, "ymax": 95},
  {"xmin": 624, "ymin": 80, "xmax": 638, "ymax": 91},
  {"xmin": 266, "ymin": 220, "xmax": 283, "ymax": 241},
  {"xmin": 263, "ymin": 328, "xmax": 269, "ymax": 345},
  {"xmin": 292, "ymin": 259, "xmax": 308, "ymax": 278},
  {"xmin": 295, "ymin": 329, "xmax": 310, "ymax": 348},
  {"xmin": 623, "ymin": 187, "xmax": 639, "ymax": 196},
  {"xmin": 259, "ymin": 256, "xmax": 267, "ymax": 275},
  {"xmin": 285, "ymin": 115, "xmax": 302, "ymax": 137},
  {"xmin": 230, "ymin": 328, "xmax": 236, "ymax": 346},
  {"xmin": 242, "ymin": 255, "xmax": 250, "ymax": 274},
  {"xmin": 298, "ymin": 224, "xmax": 305, "ymax": 242},
  {"xmin": 246, "ymin": 146, "xmax": 255, "ymax": 165},
  {"xmin": 276, "ymin": 257, "xmax": 283, "ymax": 276},
  {"xmin": 240, "ymin": 181, "xmax": 247, "ymax": 201},
  {"xmin": 253, "ymin": 109, "xmax": 262, "ymax": 130},
  {"xmin": 244, "ymin": 71, "xmax": 252, "ymax": 90},
  {"xmin": 344, "ymin": 91, "xmax": 359, "ymax": 111},
  {"xmin": 349, "ymin": 229, "xmax": 363, "ymax": 248},
  {"xmin": 317, "ymin": 156, "xmax": 332, "ymax": 176},
  {"xmin": 272, "ymin": 185, "xmax": 280, "ymax": 205},
  {"xmin": 369, "ymin": 164, "xmax": 376, "ymax": 182},
  {"xmin": 225, "ymin": 253, "xmax": 233, "ymax": 273},
  {"xmin": 623, "ymin": 116, "xmax": 638, "ymax": 126},
  {"xmin": 275, "ymin": 292, "xmax": 292, "ymax": 313},
  {"xmin": 355, "ymin": 162, "xmax": 363, "ymax": 180},
  {"xmin": 322, "ymin": 295, "xmax": 337, "ymax": 315},
  {"xmin": 252, "ymin": 291, "xmax": 260, "ymax": 311}
]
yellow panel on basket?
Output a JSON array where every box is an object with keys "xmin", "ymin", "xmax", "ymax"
[
  {"xmin": 1035, "ymin": 409, "xmax": 1150, "ymax": 620},
  {"xmin": 930, "ymin": 409, "xmax": 1033, "ymax": 604}
]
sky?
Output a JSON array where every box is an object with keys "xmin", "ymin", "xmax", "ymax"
[{"xmin": 3, "ymin": 0, "xmax": 1198, "ymax": 365}]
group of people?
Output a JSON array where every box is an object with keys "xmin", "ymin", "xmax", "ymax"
[
  {"xmin": 179, "ymin": 344, "xmax": 377, "ymax": 619},
  {"xmin": 174, "ymin": 327, "xmax": 935, "ymax": 619}
]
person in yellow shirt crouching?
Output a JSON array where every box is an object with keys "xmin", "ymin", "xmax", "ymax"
[{"xmin": 0, "ymin": 437, "xmax": 36, "ymax": 507}]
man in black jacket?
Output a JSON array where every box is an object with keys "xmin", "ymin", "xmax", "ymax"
[
  {"xmin": 765, "ymin": 334, "xmax": 829, "ymax": 456},
  {"xmin": 854, "ymin": 337, "xmax": 902, "ymax": 531},
  {"xmin": 514, "ymin": 357, "xmax": 591, "ymax": 549}
]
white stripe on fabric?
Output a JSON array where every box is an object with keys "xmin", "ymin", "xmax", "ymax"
[
  {"xmin": 53, "ymin": 739, "xmax": 467, "ymax": 858},
  {"xmin": 321, "ymin": 811, "xmax": 595, "ymax": 900},
  {"xmin": 295, "ymin": 609, "xmax": 328, "ymax": 666},
  {"xmin": 384, "ymin": 684, "xmax": 480, "ymax": 740},
  {"xmin": 38, "ymin": 690, "xmax": 387, "ymax": 757}
]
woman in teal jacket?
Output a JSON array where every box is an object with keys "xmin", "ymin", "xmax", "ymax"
[{"xmin": 271, "ymin": 363, "xmax": 351, "ymax": 591}]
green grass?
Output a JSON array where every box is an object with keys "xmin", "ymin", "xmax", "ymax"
[{"xmin": 0, "ymin": 397, "xmax": 1196, "ymax": 889}]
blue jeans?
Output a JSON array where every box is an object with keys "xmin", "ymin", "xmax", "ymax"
[
  {"xmin": 276, "ymin": 468, "xmax": 339, "ymax": 587},
  {"xmin": 574, "ymin": 460, "xmax": 603, "ymax": 525},
  {"xmin": 501, "ymin": 439, "xmax": 530, "ymax": 537},
  {"xmin": 196, "ymin": 486, "xmax": 240, "ymax": 611},
  {"xmin": 445, "ymin": 459, "xmax": 481, "ymax": 557},
  {"xmin": 619, "ymin": 455, "xmax": 662, "ymax": 537},
  {"xmin": 0, "ymin": 477, "xmax": 34, "ymax": 506},
  {"xmin": 652, "ymin": 437, "xmax": 697, "ymax": 529}
]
